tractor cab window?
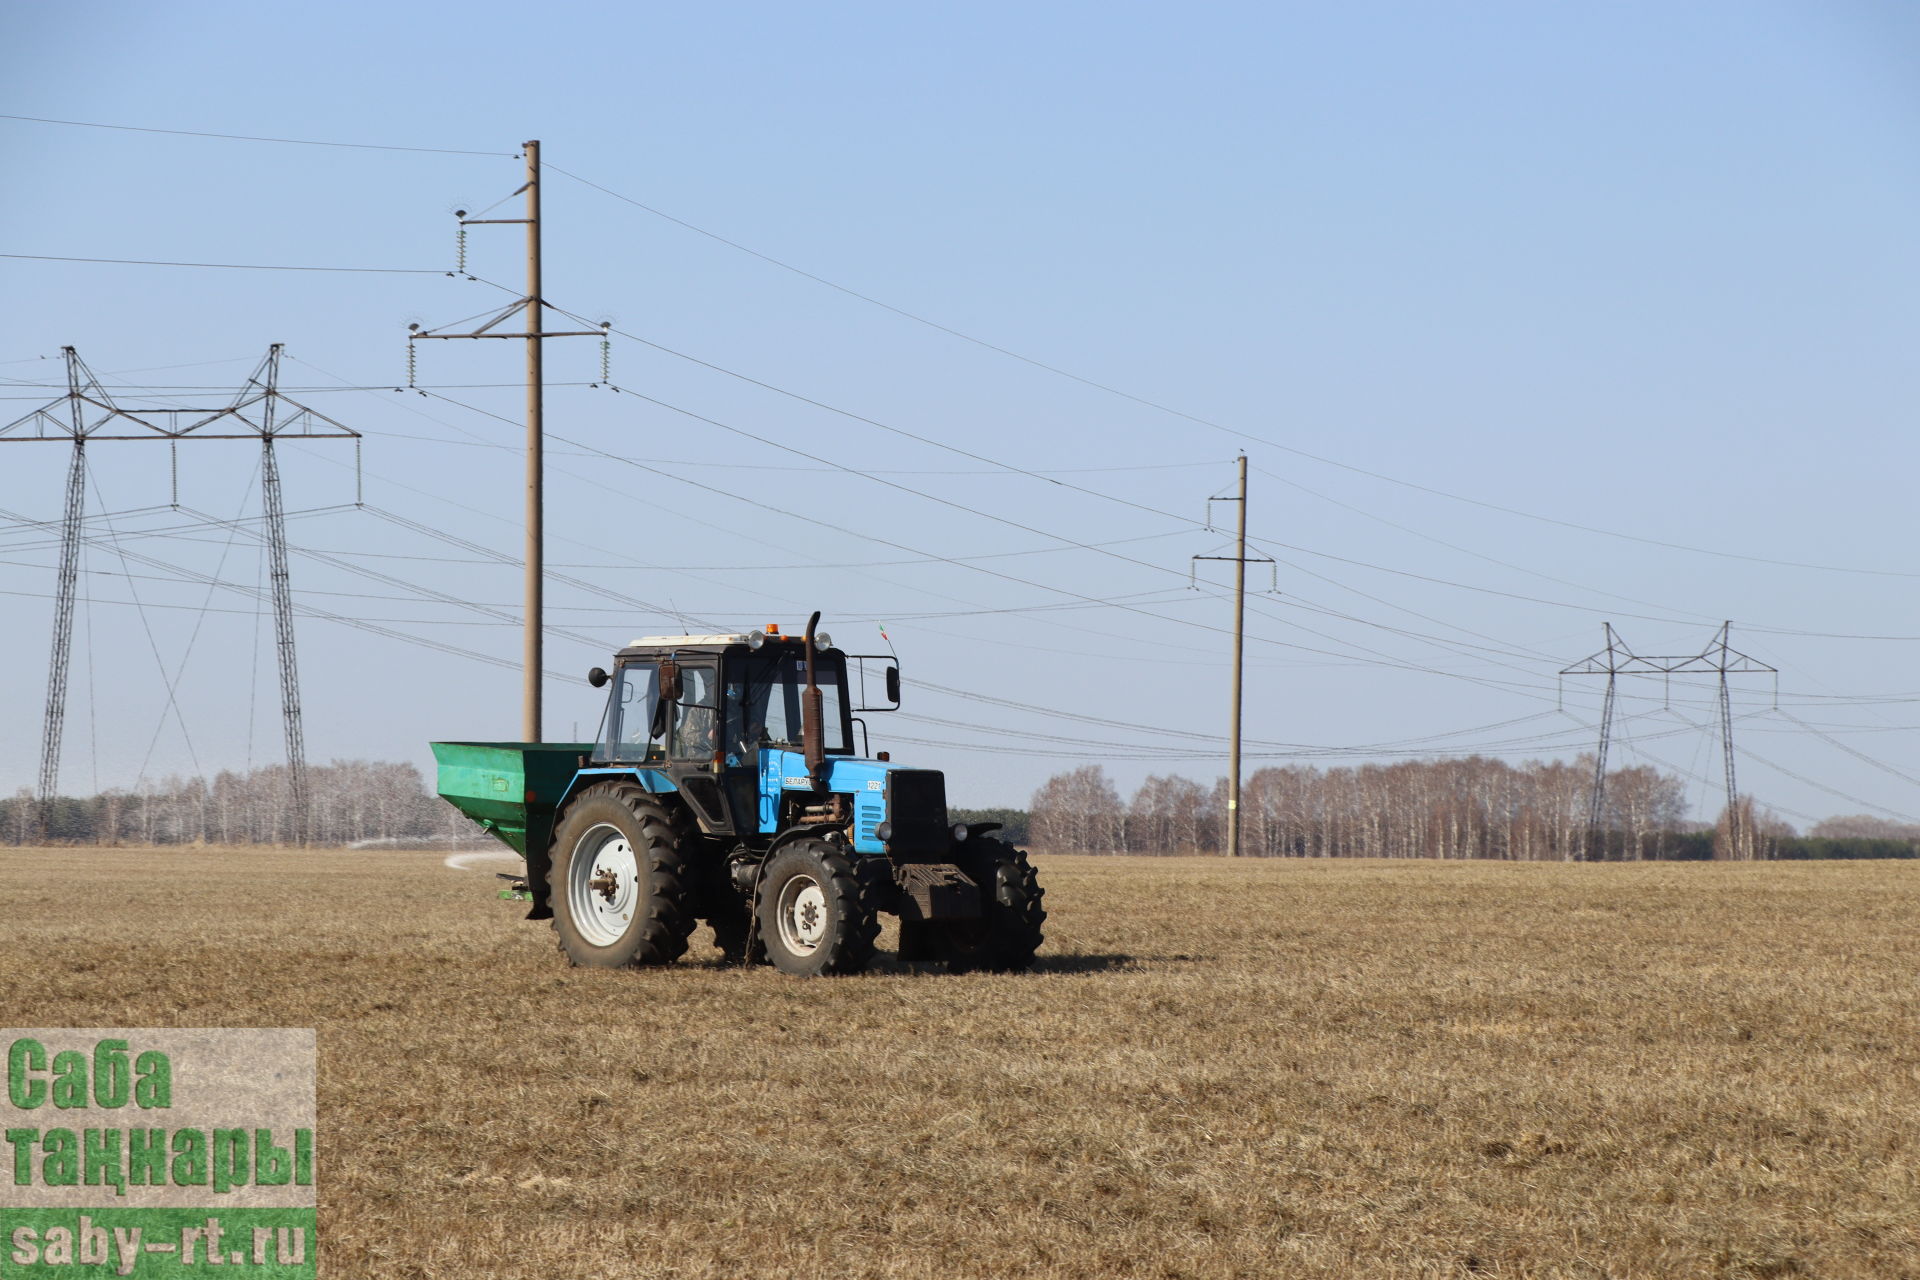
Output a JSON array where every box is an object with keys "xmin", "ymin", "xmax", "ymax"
[
  {"xmin": 606, "ymin": 664, "xmax": 665, "ymax": 763},
  {"xmin": 726, "ymin": 649, "xmax": 850, "ymax": 756},
  {"xmin": 670, "ymin": 663, "xmax": 720, "ymax": 760},
  {"xmin": 605, "ymin": 659, "xmax": 723, "ymax": 764}
]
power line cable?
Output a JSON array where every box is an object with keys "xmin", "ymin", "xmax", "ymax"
[
  {"xmin": 0, "ymin": 502, "xmax": 1551, "ymax": 771},
  {"xmin": 562, "ymin": 303, "xmax": 1851, "ymax": 665},
  {"xmin": 270, "ymin": 383, "xmax": 1593, "ymax": 739},
  {"xmin": 1250, "ymin": 463, "xmax": 1728, "ymax": 627},
  {"xmin": 0, "ymin": 585, "xmax": 634, "ymax": 627},
  {"xmin": 566, "ymin": 395, "xmax": 1570, "ymax": 694},
  {"xmin": 413, "ymin": 387, "xmax": 1246, "ymax": 661},
  {"xmin": 179, "ymin": 503, "xmax": 625, "ymax": 650},
  {"xmin": 0, "ymin": 111, "xmax": 510, "ymax": 156},
  {"xmin": 888, "ymin": 710, "xmax": 1703, "ymax": 765},
  {"xmin": 0, "ymin": 506, "xmax": 576, "ymax": 677},
  {"xmin": 547, "ymin": 164, "xmax": 1920, "ymax": 581},
  {"xmin": 537, "ymin": 351, "xmax": 1574, "ymax": 694},
  {"xmin": 77, "ymin": 479, "xmax": 202, "ymax": 783},
  {"xmin": 548, "ymin": 299, "xmax": 1220, "ymax": 535},
  {"xmin": 306, "ymin": 335, "xmax": 1920, "ymax": 654},
  {"xmin": 285, "ymin": 356, "xmax": 865, "ymax": 623},
  {"xmin": 269, "ymin": 376, "xmax": 1917, "ymax": 783},
  {"xmin": 132, "ymin": 467, "xmax": 258, "ymax": 783},
  {"xmin": 417, "ymin": 382, "xmax": 1697, "ymax": 707},
  {"xmin": 1611, "ymin": 737, "xmax": 1820, "ymax": 827},
  {"xmin": 1772, "ymin": 709, "xmax": 1920, "ymax": 793},
  {"xmin": 1738, "ymin": 743, "xmax": 1920, "ymax": 825},
  {"xmin": 0, "ymin": 252, "xmax": 443, "ymax": 274}
]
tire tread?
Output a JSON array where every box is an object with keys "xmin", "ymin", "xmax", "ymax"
[
  {"xmin": 946, "ymin": 838, "xmax": 1046, "ymax": 974},
  {"xmin": 757, "ymin": 839, "xmax": 879, "ymax": 977},
  {"xmin": 547, "ymin": 780, "xmax": 695, "ymax": 967}
]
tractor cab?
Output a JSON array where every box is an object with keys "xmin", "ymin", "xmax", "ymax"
[
  {"xmin": 582, "ymin": 624, "xmax": 919, "ymax": 852},
  {"xmin": 595, "ymin": 628, "xmax": 861, "ymax": 768}
]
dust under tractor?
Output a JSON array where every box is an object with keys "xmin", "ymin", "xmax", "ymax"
[{"xmin": 431, "ymin": 613, "xmax": 1045, "ymax": 976}]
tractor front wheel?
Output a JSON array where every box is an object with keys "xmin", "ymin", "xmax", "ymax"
[
  {"xmin": 547, "ymin": 782, "xmax": 695, "ymax": 967},
  {"xmin": 941, "ymin": 838, "xmax": 1046, "ymax": 974},
  {"xmin": 755, "ymin": 841, "xmax": 879, "ymax": 977}
]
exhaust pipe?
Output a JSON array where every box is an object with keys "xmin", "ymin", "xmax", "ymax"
[{"xmin": 802, "ymin": 610, "xmax": 827, "ymax": 789}]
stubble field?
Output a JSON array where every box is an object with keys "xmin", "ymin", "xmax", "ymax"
[{"xmin": 1, "ymin": 847, "xmax": 1916, "ymax": 1279}]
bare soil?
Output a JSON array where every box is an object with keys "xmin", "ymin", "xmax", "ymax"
[{"xmin": 2, "ymin": 848, "xmax": 1915, "ymax": 1279}]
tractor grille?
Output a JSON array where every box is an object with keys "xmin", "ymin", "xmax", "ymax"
[{"xmin": 884, "ymin": 769, "xmax": 949, "ymax": 857}]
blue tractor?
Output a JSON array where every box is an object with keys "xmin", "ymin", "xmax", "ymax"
[{"xmin": 432, "ymin": 613, "xmax": 1045, "ymax": 976}]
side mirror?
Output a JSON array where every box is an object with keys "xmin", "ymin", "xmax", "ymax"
[
  {"xmin": 885, "ymin": 666, "xmax": 901, "ymax": 705},
  {"xmin": 587, "ymin": 667, "xmax": 609, "ymax": 688},
  {"xmin": 658, "ymin": 658, "xmax": 682, "ymax": 703}
]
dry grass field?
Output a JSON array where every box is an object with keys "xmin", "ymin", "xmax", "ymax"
[{"xmin": 2, "ymin": 848, "xmax": 1916, "ymax": 1279}]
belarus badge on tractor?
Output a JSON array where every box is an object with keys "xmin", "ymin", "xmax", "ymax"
[{"xmin": 432, "ymin": 613, "xmax": 1045, "ymax": 976}]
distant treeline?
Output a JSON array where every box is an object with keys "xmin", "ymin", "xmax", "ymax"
[
  {"xmin": 1025, "ymin": 761, "xmax": 1919, "ymax": 861},
  {"xmin": 1649, "ymin": 832, "xmax": 1917, "ymax": 861},
  {"xmin": 9, "ymin": 757, "xmax": 1912, "ymax": 861},
  {"xmin": 3, "ymin": 761, "xmax": 471, "ymax": 847}
]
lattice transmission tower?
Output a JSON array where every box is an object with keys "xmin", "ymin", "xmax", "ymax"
[
  {"xmin": 0, "ymin": 346, "xmax": 361, "ymax": 842},
  {"xmin": 1560, "ymin": 622, "xmax": 1775, "ymax": 859}
]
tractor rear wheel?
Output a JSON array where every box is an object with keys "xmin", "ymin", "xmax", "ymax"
[
  {"xmin": 941, "ymin": 838, "xmax": 1046, "ymax": 974},
  {"xmin": 756, "ymin": 840, "xmax": 879, "ymax": 977},
  {"xmin": 547, "ymin": 781, "xmax": 695, "ymax": 967}
]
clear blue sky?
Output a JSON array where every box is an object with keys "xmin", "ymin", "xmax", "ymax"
[{"xmin": 3, "ymin": 1, "xmax": 1918, "ymax": 824}]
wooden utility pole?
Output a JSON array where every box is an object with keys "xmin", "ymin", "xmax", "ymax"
[
  {"xmin": 412, "ymin": 140, "xmax": 606, "ymax": 743},
  {"xmin": 1228, "ymin": 454, "xmax": 1247, "ymax": 857},
  {"xmin": 1192, "ymin": 455, "xmax": 1270, "ymax": 857},
  {"xmin": 522, "ymin": 139, "xmax": 544, "ymax": 742}
]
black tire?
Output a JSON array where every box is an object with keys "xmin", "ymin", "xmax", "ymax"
[
  {"xmin": 684, "ymin": 845, "xmax": 751, "ymax": 964},
  {"xmin": 896, "ymin": 920, "xmax": 939, "ymax": 963},
  {"xmin": 755, "ymin": 840, "xmax": 879, "ymax": 977},
  {"xmin": 942, "ymin": 838, "xmax": 1046, "ymax": 974},
  {"xmin": 547, "ymin": 781, "xmax": 695, "ymax": 967},
  {"xmin": 704, "ymin": 891, "xmax": 752, "ymax": 964}
]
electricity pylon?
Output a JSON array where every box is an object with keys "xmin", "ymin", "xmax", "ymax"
[
  {"xmin": 1560, "ymin": 622, "xmax": 1775, "ymax": 859},
  {"xmin": 0, "ymin": 346, "xmax": 361, "ymax": 843}
]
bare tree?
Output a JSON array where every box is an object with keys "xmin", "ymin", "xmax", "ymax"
[
  {"xmin": 1810, "ymin": 814, "xmax": 1920, "ymax": 842},
  {"xmin": 1027, "ymin": 756, "xmax": 1707, "ymax": 860},
  {"xmin": 1030, "ymin": 765, "xmax": 1124, "ymax": 853}
]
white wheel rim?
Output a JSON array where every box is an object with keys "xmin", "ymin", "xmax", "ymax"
[
  {"xmin": 569, "ymin": 823, "xmax": 641, "ymax": 948},
  {"xmin": 776, "ymin": 874, "xmax": 829, "ymax": 955}
]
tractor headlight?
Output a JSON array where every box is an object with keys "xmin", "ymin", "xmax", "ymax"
[
  {"xmin": 875, "ymin": 821, "xmax": 893, "ymax": 843},
  {"xmin": 952, "ymin": 823, "xmax": 970, "ymax": 842},
  {"xmin": 815, "ymin": 632, "xmax": 832, "ymax": 651},
  {"xmin": 748, "ymin": 630, "xmax": 767, "ymax": 650}
]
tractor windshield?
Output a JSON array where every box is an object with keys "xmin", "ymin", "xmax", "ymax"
[
  {"xmin": 604, "ymin": 664, "xmax": 665, "ymax": 763},
  {"xmin": 603, "ymin": 660, "xmax": 725, "ymax": 763},
  {"xmin": 726, "ymin": 649, "xmax": 850, "ymax": 756}
]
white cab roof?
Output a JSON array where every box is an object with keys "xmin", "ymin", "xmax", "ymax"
[{"xmin": 626, "ymin": 634, "xmax": 753, "ymax": 648}]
